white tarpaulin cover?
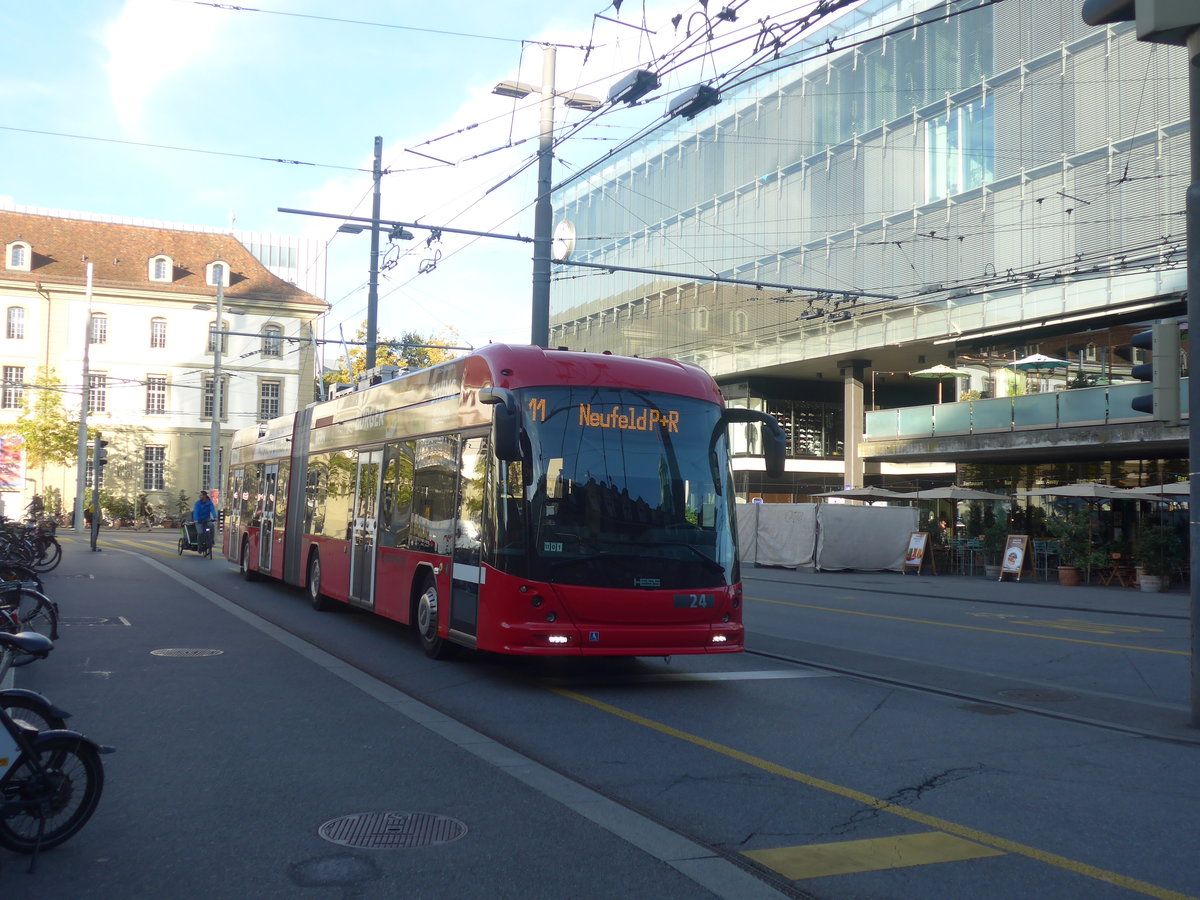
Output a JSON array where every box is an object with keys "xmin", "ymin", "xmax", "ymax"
[
  {"xmin": 814, "ymin": 504, "xmax": 918, "ymax": 572},
  {"xmin": 750, "ymin": 503, "xmax": 818, "ymax": 568},
  {"xmin": 736, "ymin": 504, "xmax": 759, "ymax": 564}
]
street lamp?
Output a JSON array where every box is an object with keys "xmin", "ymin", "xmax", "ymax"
[{"xmin": 492, "ymin": 45, "xmax": 600, "ymax": 348}]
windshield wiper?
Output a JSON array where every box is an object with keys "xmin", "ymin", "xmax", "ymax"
[
  {"xmin": 548, "ymin": 551, "xmax": 643, "ymax": 572},
  {"xmin": 634, "ymin": 541, "xmax": 725, "ymax": 573}
]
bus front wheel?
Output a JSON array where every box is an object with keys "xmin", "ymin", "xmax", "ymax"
[{"xmin": 415, "ymin": 576, "xmax": 452, "ymax": 659}]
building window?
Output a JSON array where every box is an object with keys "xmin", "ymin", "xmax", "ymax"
[
  {"xmin": 203, "ymin": 445, "xmax": 224, "ymax": 491},
  {"xmin": 89, "ymin": 374, "xmax": 107, "ymax": 412},
  {"xmin": 150, "ymin": 317, "xmax": 167, "ymax": 349},
  {"xmin": 144, "ymin": 445, "xmax": 166, "ymax": 491},
  {"xmin": 145, "ymin": 376, "xmax": 167, "ymax": 414},
  {"xmin": 207, "ymin": 320, "xmax": 227, "ymax": 354},
  {"xmin": 261, "ymin": 325, "xmax": 282, "ymax": 358},
  {"xmin": 149, "ymin": 255, "xmax": 173, "ymax": 282},
  {"xmin": 6, "ymin": 242, "xmax": 30, "ymax": 271},
  {"xmin": 6, "ymin": 306, "xmax": 24, "ymax": 340},
  {"xmin": 1, "ymin": 365, "xmax": 24, "ymax": 409},
  {"xmin": 259, "ymin": 381, "xmax": 280, "ymax": 421},
  {"xmin": 89, "ymin": 314, "xmax": 108, "ymax": 345},
  {"xmin": 206, "ymin": 261, "xmax": 229, "ymax": 287},
  {"xmin": 203, "ymin": 375, "xmax": 227, "ymax": 420},
  {"xmin": 925, "ymin": 97, "xmax": 995, "ymax": 203}
]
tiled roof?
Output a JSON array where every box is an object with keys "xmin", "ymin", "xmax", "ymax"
[{"xmin": 0, "ymin": 210, "xmax": 326, "ymax": 308}]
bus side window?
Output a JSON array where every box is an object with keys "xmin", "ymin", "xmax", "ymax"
[
  {"xmin": 409, "ymin": 436, "xmax": 457, "ymax": 554},
  {"xmin": 380, "ymin": 441, "xmax": 414, "ymax": 549}
]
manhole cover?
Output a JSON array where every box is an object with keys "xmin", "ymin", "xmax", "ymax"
[
  {"xmin": 997, "ymin": 688, "xmax": 1079, "ymax": 703},
  {"xmin": 150, "ymin": 648, "xmax": 224, "ymax": 658},
  {"xmin": 318, "ymin": 812, "xmax": 468, "ymax": 849}
]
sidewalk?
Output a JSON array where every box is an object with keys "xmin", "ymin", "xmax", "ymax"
[
  {"xmin": 3, "ymin": 542, "xmax": 792, "ymax": 899},
  {"xmin": 743, "ymin": 564, "xmax": 1190, "ymax": 619}
]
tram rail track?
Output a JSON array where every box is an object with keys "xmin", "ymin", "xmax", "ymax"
[{"xmin": 744, "ymin": 641, "xmax": 1200, "ymax": 747}]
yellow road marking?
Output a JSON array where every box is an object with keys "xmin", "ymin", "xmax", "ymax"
[
  {"xmin": 552, "ymin": 688, "xmax": 1198, "ymax": 899},
  {"xmin": 968, "ymin": 613, "xmax": 1163, "ymax": 636},
  {"xmin": 749, "ymin": 595, "xmax": 1187, "ymax": 656},
  {"xmin": 744, "ymin": 831, "xmax": 1004, "ymax": 880}
]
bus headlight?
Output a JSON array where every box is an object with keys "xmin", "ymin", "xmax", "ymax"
[
  {"xmin": 547, "ymin": 635, "xmax": 570, "ymax": 644},
  {"xmin": 711, "ymin": 634, "xmax": 728, "ymax": 643}
]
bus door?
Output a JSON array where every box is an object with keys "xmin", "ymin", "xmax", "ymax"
[
  {"xmin": 258, "ymin": 464, "xmax": 279, "ymax": 573},
  {"xmin": 349, "ymin": 449, "xmax": 382, "ymax": 609},
  {"xmin": 449, "ymin": 436, "xmax": 486, "ymax": 645}
]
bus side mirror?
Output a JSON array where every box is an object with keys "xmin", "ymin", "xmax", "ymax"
[
  {"xmin": 719, "ymin": 408, "xmax": 786, "ymax": 478},
  {"xmin": 479, "ymin": 387, "xmax": 523, "ymax": 462}
]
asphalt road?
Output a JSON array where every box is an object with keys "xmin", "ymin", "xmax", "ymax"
[{"xmin": 3, "ymin": 532, "xmax": 1197, "ymax": 900}]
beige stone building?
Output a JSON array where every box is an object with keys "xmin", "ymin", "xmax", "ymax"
[{"xmin": 0, "ymin": 209, "xmax": 327, "ymax": 521}]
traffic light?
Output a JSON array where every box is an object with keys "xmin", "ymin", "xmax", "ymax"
[
  {"xmin": 91, "ymin": 437, "xmax": 109, "ymax": 487},
  {"xmin": 1130, "ymin": 321, "xmax": 1180, "ymax": 423}
]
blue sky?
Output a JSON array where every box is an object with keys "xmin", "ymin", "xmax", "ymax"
[{"xmin": 1, "ymin": 0, "xmax": 810, "ymax": 352}]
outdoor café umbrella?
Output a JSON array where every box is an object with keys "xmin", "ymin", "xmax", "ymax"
[
  {"xmin": 1017, "ymin": 482, "xmax": 1128, "ymax": 500},
  {"xmin": 812, "ymin": 486, "xmax": 911, "ymax": 502},
  {"xmin": 903, "ymin": 485, "xmax": 1011, "ymax": 501},
  {"xmin": 909, "ymin": 364, "xmax": 973, "ymax": 403},
  {"xmin": 1121, "ymin": 481, "xmax": 1190, "ymax": 501},
  {"xmin": 1006, "ymin": 353, "xmax": 1070, "ymax": 373}
]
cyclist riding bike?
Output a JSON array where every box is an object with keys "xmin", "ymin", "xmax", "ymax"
[{"xmin": 192, "ymin": 491, "xmax": 217, "ymax": 555}]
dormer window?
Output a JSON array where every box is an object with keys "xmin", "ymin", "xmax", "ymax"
[
  {"xmin": 6, "ymin": 241, "xmax": 31, "ymax": 271},
  {"xmin": 149, "ymin": 255, "xmax": 173, "ymax": 283},
  {"xmin": 206, "ymin": 261, "xmax": 229, "ymax": 287}
]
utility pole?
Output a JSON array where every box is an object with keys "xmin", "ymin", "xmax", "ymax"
[
  {"xmin": 72, "ymin": 262, "xmax": 93, "ymax": 532},
  {"xmin": 1082, "ymin": 0, "xmax": 1200, "ymax": 725},
  {"xmin": 367, "ymin": 135, "xmax": 382, "ymax": 370},
  {"xmin": 531, "ymin": 46, "xmax": 556, "ymax": 349}
]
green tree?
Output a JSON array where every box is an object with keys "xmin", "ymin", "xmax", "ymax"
[
  {"xmin": 323, "ymin": 325, "xmax": 461, "ymax": 391},
  {"xmin": 4, "ymin": 368, "xmax": 79, "ymax": 470}
]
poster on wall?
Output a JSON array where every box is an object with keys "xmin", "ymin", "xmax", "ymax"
[{"xmin": 0, "ymin": 437, "xmax": 25, "ymax": 492}]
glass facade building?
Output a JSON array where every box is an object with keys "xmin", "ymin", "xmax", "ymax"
[{"xmin": 549, "ymin": 0, "xmax": 1189, "ymax": 496}]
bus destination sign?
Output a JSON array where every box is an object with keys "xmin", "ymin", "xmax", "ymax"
[{"xmin": 577, "ymin": 403, "xmax": 680, "ymax": 433}]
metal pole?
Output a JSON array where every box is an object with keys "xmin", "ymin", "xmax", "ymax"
[
  {"xmin": 210, "ymin": 277, "xmax": 223, "ymax": 498},
  {"xmin": 1188, "ymin": 59, "xmax": 1200, "ymax": 727},
  {"xmin": 531, "ymin": 45, "xmax": 556, "ymax": 349},
  {"xmin": 367, "ymin": 135, "xmax": 382, "ymax": 370},
  {"xmin": 72, "ymin": 262, "xmax": 92, "ymax": 532}
]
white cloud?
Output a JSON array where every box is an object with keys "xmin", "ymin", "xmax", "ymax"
[{"xmin": 104, "ymin": 0, "xmax": 226, "ymax": 133}]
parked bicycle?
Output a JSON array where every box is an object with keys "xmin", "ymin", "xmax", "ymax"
[
  {"xmin": 0, "ymin": 580, "xmax": 59, "ymax": 663},
  {"xmin": 0, "ymin": 630, "xmax": 68, "ymax": 732},
  {"xmin": 0, "ymin": 631, "xmax": 108, "ymax": 868}
]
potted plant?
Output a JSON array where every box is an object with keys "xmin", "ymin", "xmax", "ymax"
[
  {"xmin": 982, "ymin": 518, "xmax": 1009, "ymax": 579},
  {"xmin": 1135, "ymin": 525, "xmax": 1184, "ymax": 592},
  {"xmin": 1047, "ymin": 510, "xmax": 1107, "ymax": 585}
]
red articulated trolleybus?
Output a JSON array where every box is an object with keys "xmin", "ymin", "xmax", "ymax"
[{"xmin": 222, "ymin": 344, "xmax": 784, "ymax": 659}]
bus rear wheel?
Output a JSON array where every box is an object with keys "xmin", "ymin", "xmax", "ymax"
[
  {"xmin": 307, "ymin": 552, "xmax": 335, "ymax": 612},
  {"xmin": 415, "ymin": 576, "xmax": 452, "ymax": 659},
  {"xmin": 240, "ymin": 537, "xmax": 259, "ymax": 582}
]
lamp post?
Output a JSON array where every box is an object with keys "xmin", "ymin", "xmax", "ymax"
[
  {"xmin": 210, "ymin": 273, "xmax": 223, "ymax": 499},
  {"xmin": 493, "ymin": 45, "xmax": 600, "ymax": 348}
]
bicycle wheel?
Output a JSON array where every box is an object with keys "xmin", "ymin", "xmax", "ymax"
[
  {"xmin": 0, "ymin": 735, "xmax": 104, "ymax": 853},
  {"xmin": 2, "ymin": 590, "xmax": 59, "ymax": 663},
  {"xmin": 30, "ymin": 538, "xmax": 62, "ymax": 574},
  {"xmin": 0, "ymin": 694, "xmax": 67, "ymax": 732}
]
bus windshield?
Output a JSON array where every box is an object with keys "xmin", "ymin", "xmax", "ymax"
[{"xmin": 501, "ymin": 386, "xmax": 739, "ymax": 590}]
